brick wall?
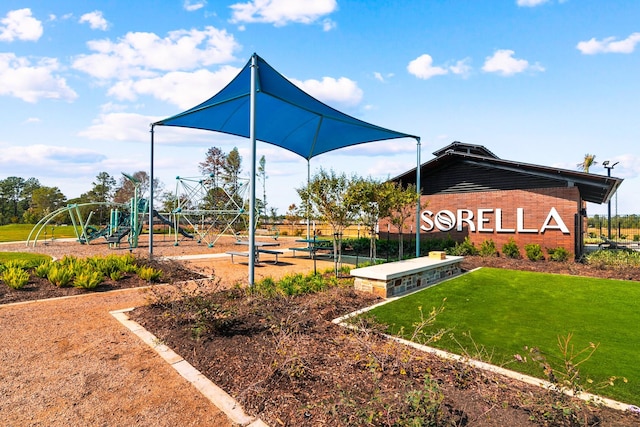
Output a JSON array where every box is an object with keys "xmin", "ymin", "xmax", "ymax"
[{"xmin": 382, "ymin": 187, "xmax": 581, "ymax": 255}]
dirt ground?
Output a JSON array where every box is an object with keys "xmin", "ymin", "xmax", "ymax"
[
  {"xmin": 0, "ymin": 235, "xmax": 341, "ymax": 426},
  {"xmin": 2, "ymin": 236, "xmax": 640, "ymax": 426}
]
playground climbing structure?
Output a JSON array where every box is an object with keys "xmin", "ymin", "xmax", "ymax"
[{"xmin": 170, "ymin": 174, "xmax": 250, "ymax": 247}]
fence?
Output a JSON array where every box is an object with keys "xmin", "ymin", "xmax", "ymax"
[{"xmin": 587, "ymin": 214, "xmax": 640, "ymax": 242}]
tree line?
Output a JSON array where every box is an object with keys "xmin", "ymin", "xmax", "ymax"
[{"xmin": 0, "ymin": 146, "xmax": 246, "ymax": 226}]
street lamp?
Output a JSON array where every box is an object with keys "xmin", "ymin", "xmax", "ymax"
[{"xmin": 602, "ymin": 160, "xmax": 619, "ymax": 239}]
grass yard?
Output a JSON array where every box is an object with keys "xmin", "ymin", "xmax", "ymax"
[
  {"xmin": 0, "ymin": 224, "xmax": 80, "ymax": 243},
  {"xmin": 366, "ymin": 267, "xmax": 640, "ymax": 405},
  {"xmin": 0, "ymin": 252, "xmax": 51, "ymax": 264}
]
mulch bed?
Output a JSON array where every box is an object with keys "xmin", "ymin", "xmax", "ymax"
[
  {"xmin": 0, "ymin": 257, "xmax": 204, "ymax": 305},
  {"xmin": 130, "ymin": 257, "xmax": 640, "ymax": 427}
]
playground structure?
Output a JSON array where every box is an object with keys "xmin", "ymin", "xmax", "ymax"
[
  {"xmin": 168, "ymin": 174, "xmax": 251, "ymax": 247},
  {"xmin": 26, "ymin": 173, "xmax": 253, "ymax": 249},
  {"xmin": 26, "ymin": 173, "xmax": 154, "ymax": 249}
]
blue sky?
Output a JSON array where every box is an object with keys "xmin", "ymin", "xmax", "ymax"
[{"xmin": 1, "ymin": 0, "xmax": 638, "ymax": 216}]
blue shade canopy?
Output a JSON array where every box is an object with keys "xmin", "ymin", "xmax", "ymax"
[{"xmin": 153, "ymin": 53, "xmax": 418, "ymax": 159}]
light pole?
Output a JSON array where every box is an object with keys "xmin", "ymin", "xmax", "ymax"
[{"xmin": 602, "ymin": 160, "xmax": 619, "ymax": 239}]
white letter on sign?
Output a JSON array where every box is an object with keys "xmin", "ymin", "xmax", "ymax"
[
  {"xmin": 457, "ymin": 209, "xmax": 475, "ymax": 232},
  {"xmin": 540, "ymin": 207, "xmax": 570, "ymax": 234},
  {"xmin": 421, "ymin": 210, "xmax": 434, "ymax": 231}
]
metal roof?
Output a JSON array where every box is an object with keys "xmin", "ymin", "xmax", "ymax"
[{"xmin": 392, "ymin": 143, "xmax": 622, "ymax": 205}]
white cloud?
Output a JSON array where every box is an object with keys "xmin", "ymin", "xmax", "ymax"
[
  {"xmin": 229, "ymin": 0, "xmax": 338, "ymax": 28},
  {"xmin": 407, "ymin": 54, "xmax": 449, "ymax": 79},
  {"xmin": 72, "ymin": 26, "xmax": 240, "ymax": 80},
  {"xmin": 79, "ymin": 11, "xmax": 109, "ymax": 31},
  {"xmin": 23, "ymin": 117, "xmax": 41, "ymax": 124},
  {"xmin": 322, "ymin": 18, "xmax": 337, "ymax": 32},
  {"xmin": 0, "ymin": 53, "xmax": 78, "ymax": 103},
  {"xmin": 482, "ymin": 49, "xmax": 544, "ymax": 76},
  {"xmin": 78, "ymin": 112, "xmax": 157, "ymax": 142},
  {"xmin": 449, "ymin": 58, "xmax": 472, "ymax": 77},
  {"xmin": 184, "ymin": 0, "xmax": 207, "ymax": 12},
  {"xmin": 516, "ymin": 0, "xmax": 550, "ymax": 7},
  {"xmin": 0, "ymin": 8, "xmax": 43, "ymax": 42},
  {"xmin": 290, "ymin": 76, "xmax": 363, "ymax": 107},
  {"xmin": 0, "ymin": 144, "xmax": 106, "ymax": 167},
  {"xmin": 107, "ymin": 66, "xmax": 241, "ymax": 108},
  {"xmin": 373, "ymin": 71, "xmax": 394, "ymax": 83},
  {"xmin": 577, "ymin": 33, "xmax": 640, "ymax": 55},
  {"xmin": 78, "ymin": 112, "xmax": 218, "ymax": 146}
]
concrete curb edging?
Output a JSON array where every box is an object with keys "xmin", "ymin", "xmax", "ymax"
[
  {"xmin": 110, "ymin": 307, "xmax": 268, "ymax": 427},
  {"xmin": 332, "ymin": 288, "xmax": 635, "ymax": 414}
]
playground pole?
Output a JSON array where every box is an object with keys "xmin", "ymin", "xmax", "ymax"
[
  {"xmin": 149, "ymin": 125, "xmax": 155, "ymax": 256},
  {"xmin": 248, "ymin": 53, "xmax": 257, "ymax": 287}
]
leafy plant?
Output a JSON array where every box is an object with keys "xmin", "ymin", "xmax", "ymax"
[
  {"xmin": 47, "ymin": 265, "xmax": 74, "ymax": 287},
  {"xmin": 34, "ymin": 260, "xmax": 53, "ymax": 278},
  {"xmin": 547, "ymin": 246, "xmax": 570, "ymax": 262},
  {"xmin": 2, "ymin": 267, "xmax": 30, "ymax": 289},
  {"xmin": 137, "ymin": 266, "xmax": 163, "ymax": 282},
  {"xmin": 501, "ymin": 238, "xmax": 521, "ymax": 259},
  {"xmin": 447, "ymin": 237, "xmax": 479, "ymax": 256},
  {"xmin": 479, "ymin": 239, "xmax": 498, "ymax": 257},
  {"xmin": 583, "ymin": 249, "xmax": 640, "ymax": 269},
  {"xmin": 524, "ymin": 243, "xmax": 544, "ymax": 261},
  {"xmin": 73, "ymin": 271, "xmax": 103, "ymax": 289}
]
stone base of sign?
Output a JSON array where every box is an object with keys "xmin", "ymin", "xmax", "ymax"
[{"xmin": 351, "ymin": 254, "xmax": 463, "ymax": 298}]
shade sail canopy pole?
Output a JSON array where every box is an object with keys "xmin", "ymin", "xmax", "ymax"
[
  {"xmin": 248, "ymin": 53, "xmax": 257, "ymax": 287},
  {"xmin": 149, "ymin": 125, "xmax": 155, "ymax": 256},
  {"xmin": 415, "ymin": 137, "xmax": 421, "ymax": 258},
  {"xmin": 306, "ymin": 159, "xmax": 311, "ymax": 240}
]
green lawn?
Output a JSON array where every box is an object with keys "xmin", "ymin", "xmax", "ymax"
[
  {"xmin": 0, "ymin": 252, "xmax": 51, "ymax": 264},
  {"xmin": 0, "ymin": 224, "xmax": 80, "ymax": 243},
  {"xmin": 366, "ymin": 267, "xmax": 640, "ymax": 405}
]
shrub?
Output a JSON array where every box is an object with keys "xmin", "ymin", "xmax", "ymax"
[
  {"xmin": 2, "ymin": 267, "xmax": 30, "ymax": 289},
  {"xmin": 583, "ymin": 249, "xmax": 640, "ymax": 269},
  {"xmin": 524, "ymin": 243, "xmax": 544, "ymax": 261},
  {"xmin": 479, "ymin": 239, "xmax": 498, "ymax": 257},
  {"xmin": 73, "ymin": 271, "xmax": 104, "ymax": 289},
  {"xmin": 501, "ymin": 238, "xmax": 521, "ymax": 259},
  {"xmin": 547, "ymin": 246, "xmax": 571, "ymax": 262},
  {"xmin": 3, "ymin": 259, "xmax": 30, "ymax": 270},
  {"xmin": 47, "ymin": 265, "xmax": 74, "ymax": 287},
  {"xmin": 35, "ymin": 260, "xmax": 53, "ymax": 278},
  {"xmin": 447, "ymin": 237, "xmax": 479, "ymax": 256},
  {"xmin": 137, "ymin": 266, "xmax": 163, "ymax": 282}
]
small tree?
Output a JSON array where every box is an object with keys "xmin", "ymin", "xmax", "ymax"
[
  {"xmin": 297, "ymin": 168, "xmax": 357, "ymax": 271},
  {"xmin": 387, "ymin": 182, "xmax": 419, "ymax": 260}
]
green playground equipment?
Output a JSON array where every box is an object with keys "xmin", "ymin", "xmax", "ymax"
[
  {"xmin": 27, "ymin": 173, "xmax": 150, "ymax": 249},
  {"xmin": 170, "ymin": 173, "xmax": 251, "ymax": 247}
]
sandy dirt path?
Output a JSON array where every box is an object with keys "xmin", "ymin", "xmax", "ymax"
[{"xmin": 0, "ymin": 288, "xmax": 234, "ymax": 426}]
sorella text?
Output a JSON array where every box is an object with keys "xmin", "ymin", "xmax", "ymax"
[{"xmin": 421, "ymin": 207, "xmax": 570, "ymax": 234}]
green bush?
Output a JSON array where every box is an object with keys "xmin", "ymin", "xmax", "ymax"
[
  {"xmin": 47, "ymin": 265, "xmax": 74, "ymax": 287},
  {"xmin": 547, "ymin": 246, "xmax": 571, "ymax": 262},
  {"xmin": 583, "ymin": 249, "xmax": 640, "ymax": 269},
  {"xmin": 479, "ymin": 239, "xmax": 498, "ymax": 257},
  {"xmin": 73, "ymin": 271, "xmax": 103, "ymax": 289},
  {"xmin": 137, "ymin": 266, "xmax": 163, "ymax": 282},
  {"xmin": 524, "ymin": 243, "xmax": 545, "ymax": 261},
  {"xmin": 2, "ymin": 267, "xmax": 30, "ymax": 289},
  {"xmin": 501, "ymin": 238, "xmax": 521, "ymax": 259},
  {"xmin": 448, "ymin": 237, "xmax": 479, "ymax": 256},
  {"xmin": 34, "ymin": 260, "xmax": 53, "ymax": 278}
]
